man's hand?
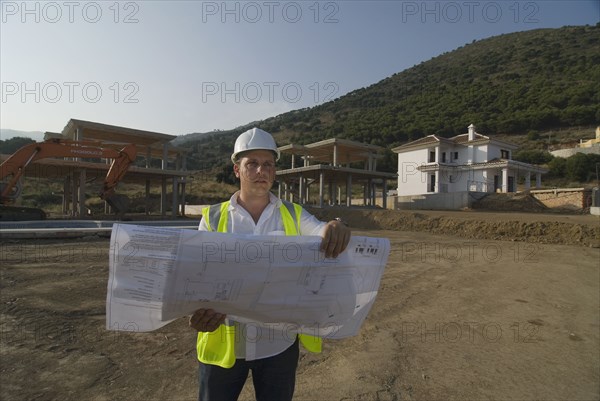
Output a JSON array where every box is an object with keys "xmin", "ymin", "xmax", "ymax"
[
  {"xmin": 189, "ymin": 308, "xmax": 226, "ymax": 332},
  {"xmin": 320, "ymin": 219, "xmax": 351, "ymax": 258}
]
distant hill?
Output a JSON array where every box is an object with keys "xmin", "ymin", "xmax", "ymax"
[
  {"xmin": 182, "ymin": 25, "xmax": 599, "ymax": 171},
  {"xmin": 0, "ymin": 133, "xmax": 38, "ymax": 155},
  {"xmin": 170, "ymin": 131, "xmax": 214, "ymax": 146},
  {"xmin": 0, "ymin": 129, "xmax": 45, "ymax": 143}
]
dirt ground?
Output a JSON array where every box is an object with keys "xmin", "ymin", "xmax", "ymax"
[{"xmin": 1, "ymin": 210, "xmax": 599, "ymax": 401}]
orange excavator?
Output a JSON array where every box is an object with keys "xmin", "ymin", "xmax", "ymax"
[{"xmin": 0, "ymin": 138, "xmax": 137, "ymax": 220}]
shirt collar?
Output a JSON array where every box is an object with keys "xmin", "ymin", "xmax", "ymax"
[{"xmin": 229, "ymin": 191, "xmax": 281, "ymax": 211}]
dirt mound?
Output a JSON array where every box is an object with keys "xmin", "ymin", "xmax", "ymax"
[
  {"xmin": 472, "ymin": 192, "xmax": 548, "ymax": 212},
  {"xmin": 307, "ymin": 207, "xmax": 600, "ymax": 247}
]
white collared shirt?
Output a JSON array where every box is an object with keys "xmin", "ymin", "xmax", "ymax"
[{"xmin": 198, "ymin": 191, "xmax": 326, "ymax": 360}]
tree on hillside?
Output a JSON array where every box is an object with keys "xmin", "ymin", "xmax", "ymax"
[
  {"xmin": 565, "ymin": 153, "xmax": 600, "ymax": 182},
  {"xmin": 0, "ymin": 137, "xmax": 36, "ymax": 154},
  {"xmin": 547, "ymin": 157, "xmax": 567, "ymax": 179},
  {"xmin": 513, "ymin": 150, "xmax": 554, "ymax": 165}
]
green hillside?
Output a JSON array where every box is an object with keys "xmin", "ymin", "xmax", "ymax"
[{"xmin": 185, "ymin": 25, "xmax": 600, "ymax": 172}]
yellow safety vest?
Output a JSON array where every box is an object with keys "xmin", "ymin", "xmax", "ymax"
[{"xmin": 196, "ymin": 200, "xmax": 323, "ymax": 368}]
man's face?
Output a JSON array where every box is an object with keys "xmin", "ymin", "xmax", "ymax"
[{"xmin": 234, "ymin": 150, "xmax": 276, "ymax": 197}]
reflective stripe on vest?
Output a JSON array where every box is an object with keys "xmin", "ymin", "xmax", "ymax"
[{"xmin": 197, "ymin": 200, "xmax": 323, "ymax": 368}]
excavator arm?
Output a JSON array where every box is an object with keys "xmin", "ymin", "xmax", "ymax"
[{"xmin": 1, "ymin": 138, "xmax": 137, "ymax": 214}]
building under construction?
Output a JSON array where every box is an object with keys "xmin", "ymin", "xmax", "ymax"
[
  {"xmin": 1, "ymin": 119, "xmax": 190, "ymax": 218},
  {"xmin": 276, "ymin": 138, "xmax": 397, "ymax": 208}
]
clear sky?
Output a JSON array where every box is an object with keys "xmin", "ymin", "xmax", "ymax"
[{"xmin": 1, "ymin": 0, "xmax": 598, "ymax": 138}]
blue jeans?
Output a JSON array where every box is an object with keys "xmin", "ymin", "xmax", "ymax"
[{"xmin": 198, "ymin": 338, "xmax": 299, "ymax": 401}]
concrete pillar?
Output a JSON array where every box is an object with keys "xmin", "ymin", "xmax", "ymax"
[
  {"xmin": 536, "ymin": 173, "xmax": 542, "ymax": 188},
  {"xmin": 63, "ymin": 176, "xmax": 69, "ymax": 215},
  {"xmin": 304, "ymin": 177, "xmax": 308, "ymax": 203},
  {"xmin": 75, "ymin": 127, "xmax": 82, "ymax": 146},
  {"xmin": 502, "ymin": 168, "xmax": 509, "ymax": 193},
  {"xmin": 161, "ymin": 177, "xmax": 167, "ymax": 216},
  {"xmin": 171, "ymin": 177, "xmax": 178, "ymax": 218},
  {"xmin": 299, "ymin": 175, "xmax": 304, "ymax": 204},
  {"xmin": 329, "ymin": 179, "xmax": 334, "ymax": 206},
  {"xmin": 383, "ymin": 179, "xmax": 388, "ymax": 209},
  {"xmin": 162, "ymin": 144, "xmax": 168, "ymax": 170},
  {"xmin": 104, "ymin": 157, "xmax": 111, "ymax": 214},
  {"xmin": 346, "ymin": 174, "xmax": 352, "ymax": 207},
  {"xmin": 371, "ymin": 181, "xmax": 376, "ymax": 206},
  {"xmin": 333, "ymin": 144, "xmax": 338, "ymax": 166},
  {"xmin": 73, "ymin": 127, "xmax": 83, "ymax": 217},
  {"xmin": 71, "ymin": 172, "xmax": 77, "ymax": 217},
  {"xmin": 525, "ymin": 172, "xmax": 531, "ymax": 191},
  {"xmin": 78, "ymin": 169, "xmax": 86, "ymax": 217},
  {"xmin": 278, "ymin": 180, "xmax": 282, "ymax": 198},
  {"xmin": 180, "ymin": 180, "xmax": 186, "ymax": 217},
  {"xmin": 172, "ymin": 155, "xmax": 183, "ymax": 217},
  {"xmin": 303, "ymin": 177, "xmax": 308, "ymax": 204},
  {"xmin": 145, "ymin": 180, "xmax": 151, "ymax": 215},
  {"xmin": 180, "ymin": 155, "xmax": 187, "ymax": 216},
  {"xmin": 319, "ymin": 171, "xmax": 324, "ymax": 208},
  {"xmin": 161, "ymin": 144, "xmax": 168, "ymax": 216},
  {"xmin": 291, "ymin": 154, "xmax": 295, "ymax": 169}
]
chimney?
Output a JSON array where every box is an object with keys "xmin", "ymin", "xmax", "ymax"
[{"xmin": 468, "ymin": 124, "xmax": 476, "ymax": 141}]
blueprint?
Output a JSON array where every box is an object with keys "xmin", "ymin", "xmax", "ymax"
[{"xmin": 106, "ymin": 224, "xmax": 390, "ymax": 339}]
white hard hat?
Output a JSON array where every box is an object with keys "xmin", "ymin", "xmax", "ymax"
[{"xmin": 231, "ymin": 127, "xmax": 280, "ymax": 163}]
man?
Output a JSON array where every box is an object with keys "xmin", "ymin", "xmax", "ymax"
[{"xmin": 189, "ymin": 127, "xmax": 351, "ymax": 401}]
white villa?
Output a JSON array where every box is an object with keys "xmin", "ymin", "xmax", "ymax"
[{"xmin": 392, "ymin": 124, "xmax": 547, "ymax": 205}]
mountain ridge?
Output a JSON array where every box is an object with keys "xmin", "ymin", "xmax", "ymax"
[
  {"xmin": 182, "ymin": 25, "xmax": 598, "ymax": 171},
  {"xmin": 0, "ymin": 129, "xmax": 45, "ymax": 142}
]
